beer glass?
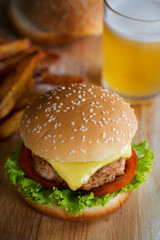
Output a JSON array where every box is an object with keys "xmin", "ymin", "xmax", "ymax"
[{"xmin": 103, "ymin": 0, "xmax": 160, "ymax": 101}]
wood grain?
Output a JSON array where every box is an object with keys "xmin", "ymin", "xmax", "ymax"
[{"xmin": 0, "ymin": 1, "xmax": 160, "ymax": 240}]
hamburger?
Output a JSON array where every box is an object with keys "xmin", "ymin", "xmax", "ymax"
[
  {"xmin": 9, "ymin": 0, "xmax": 103, "ymax": 45},
  {"xmin": 5, "ymin": 84, "xmax": 154, "ymax": 221}
]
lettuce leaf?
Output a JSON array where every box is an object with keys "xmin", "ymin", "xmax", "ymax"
[{"xmin": 5, "ymin": 140, "xmax": 154, "ymax": 216}]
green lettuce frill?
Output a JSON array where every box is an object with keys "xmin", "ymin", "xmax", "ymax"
[{"xmin": 5, "ymin": 140, "xmax": 154, "ymax": 216}]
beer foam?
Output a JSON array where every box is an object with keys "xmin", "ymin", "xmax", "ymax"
[{"xmin": 104, "ymin": 0, "xmax": 160, "ymax": 42}]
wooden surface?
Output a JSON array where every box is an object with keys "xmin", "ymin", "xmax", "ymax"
[{"xmin": 0, "ymin": 1, "xmax": 160, "ymax": 240}]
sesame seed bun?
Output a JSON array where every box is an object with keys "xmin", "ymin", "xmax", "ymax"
[
  {"xmin": 20, "ymin": 84, "xmax": 137, "ymax": 162},
  {"xmin": 20, "ymin": 191, "xmax": 132, "ymax": 221},
  {"xmin": 9, "ymin": 0, "xmax": 103, "ymax": 45}
]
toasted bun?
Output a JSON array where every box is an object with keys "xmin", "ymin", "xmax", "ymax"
[
  {"xmin": 8, "ymin": 0, "xmax": 103, "ymax": 45},
  {"xmin": 20, "ymin": 84, "xmax": 137, "ymax": 162},
  {"xmin": 20, "ymin": 191, "xmax": 132, "ymax": 221}
]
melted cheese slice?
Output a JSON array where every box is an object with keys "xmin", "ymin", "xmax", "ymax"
[{"xmin": 46, "ymin": 144, "xmax": 132, "ymax": 191}]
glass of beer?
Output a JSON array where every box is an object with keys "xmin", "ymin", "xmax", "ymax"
[{"xmin": 102, "ymin": 0, "xmax": 160, "ymax": 101}]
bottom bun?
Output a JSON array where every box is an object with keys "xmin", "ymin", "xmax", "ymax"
[{"xmin": 19, "ymin": 191, "xmax": 132, "ymax": 221}]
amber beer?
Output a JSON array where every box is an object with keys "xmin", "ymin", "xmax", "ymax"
[{"xmin": 103, "ymin": 0, "xmax": 160, "ymax": 100}]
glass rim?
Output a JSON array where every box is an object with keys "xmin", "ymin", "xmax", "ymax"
[{"xmin": 104, "ymin": 0, "xmax": 160, "ymax": 23}]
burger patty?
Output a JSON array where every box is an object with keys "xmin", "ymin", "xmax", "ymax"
[{"xmin": 33, "ymin": 155, "xmax": 126, "ymax": 190}]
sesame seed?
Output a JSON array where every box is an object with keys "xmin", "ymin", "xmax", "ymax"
[
  {"xmin": 104, "ymin": 121, "xmax": 108, "ymax": 124},
  {"xmin": 80, "ymin": 148, "xmax": 86, "ymax": 154},
  {"xmin": 69, "ymin": 150, "xmax": 76, "ymax": 155},
  {"xmin": 87, "ymin": 88, "xmax": 92, "ymax": 92},
  {"xmin": 70, "ymin": 137, "xmax": 74, "ymax": 140},
  {"xmin": 45, "ymin": 108, "xmax": 51, "ymax": 113},
  {"xmin": 91, "ymin": 119, "xmax": 97, "ymax": 124},
  {"xmin": 37, "ymin": 104, "xmax": 42, "ymax": 109},
  {"xmin": 78, "ymin": 95, "xmax": 82, "ymax": 99},
  {"xmin": 102, "ymin": 132, "xmax": 106, "ymax": 138},
  {"xmin": 80, "ymin": 126, "xmax": 88, "ymax": 132},
  {"xmin": 82, "ymin": 135, "xmax": 85, "ymax": 143},
  {"xmin": 71, "ymin": 121, "xmax": 75, "ymax": 125}
]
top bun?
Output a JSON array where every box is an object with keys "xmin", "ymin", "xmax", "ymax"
[{"xmin": 20, "ymin": 84, "xmax": 137, "ymax": 162}]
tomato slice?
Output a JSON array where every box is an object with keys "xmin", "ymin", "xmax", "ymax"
[
  {"xmin": 18, "ymin": 145, "xmax": 61, "ymax": 189},
  {"xmin": 81, "ymin": 149, "xmax": 137, "ymax": 197},
  {"xmin": 19, "ymin": 145, "xmax": 137, "ymax": 196}
]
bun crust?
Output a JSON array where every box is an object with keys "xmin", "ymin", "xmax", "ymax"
[
  {"xmin": 20, "ymin": 84, "xmax": 137, "ymax": 163},
  {"xmin": 20, "ymin": 191, "xmax": 132, "ymax": 221},
  {"xmin": 9, "ymin": 0, "xmax": 103, "ymax": 45}
]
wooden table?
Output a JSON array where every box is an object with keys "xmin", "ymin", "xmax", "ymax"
[{"xmin": 0, "ymin": 1, "xmax": 160, "ymax": 240}]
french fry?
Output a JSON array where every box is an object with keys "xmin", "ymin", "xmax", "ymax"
[
  {"xmin": 0, "ymin": 109, "xmax": 24, "ymax": 140},
  {"xmin": 0, "ymin": 53, "xmax": 24, "ymax": 75},
  {"xmin": 0, "ymin": 39, "xmax": 31, "ymax": 60},
  {"xmin": 0, "ymin": 50, "xmax": 46, "ymax": 119},
  {"xmin": 36, "ymin": 72, "xmax": 83, "ymax": 86}
]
